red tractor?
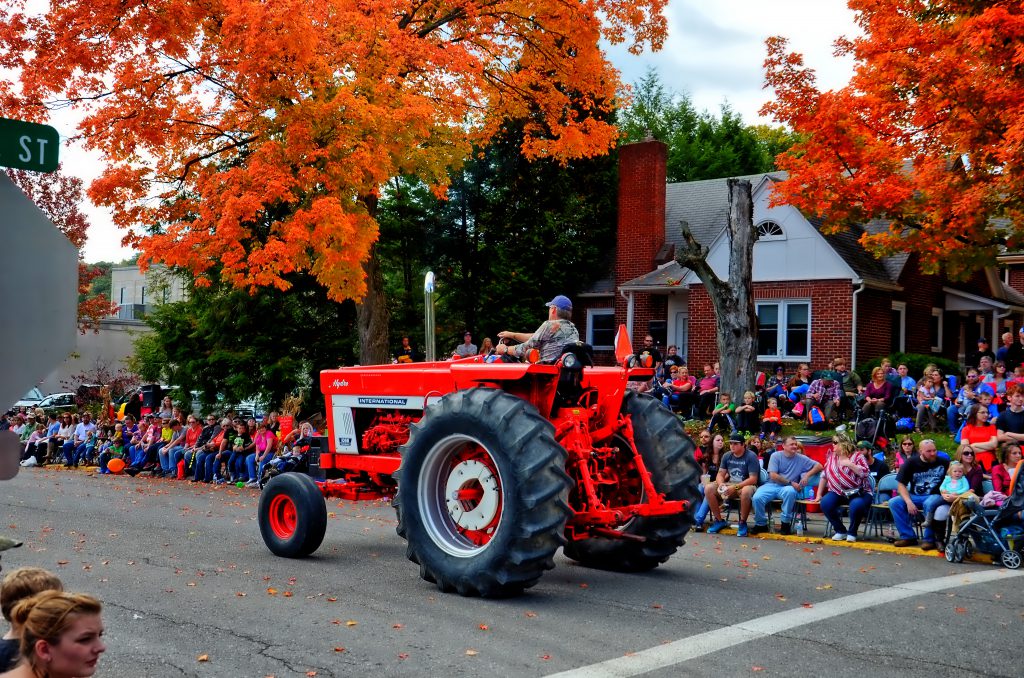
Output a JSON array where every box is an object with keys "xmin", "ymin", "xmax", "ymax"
[{"xmin": 257, "ymin": 340, "xmax": 700, "ymax": 597}]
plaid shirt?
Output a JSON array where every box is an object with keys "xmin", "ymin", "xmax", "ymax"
[{"xmin": 807, "ymin": 379, "xmax": 842, "ymax": 402}]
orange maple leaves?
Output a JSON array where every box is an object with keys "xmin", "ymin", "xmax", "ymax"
[
  {"xmin": 0, "ymin": 0, "xmax": 668, "ymax": 301},
  {"xmin": 763, "ymin": 0, "xmax": 1024, "ymax": 276}
]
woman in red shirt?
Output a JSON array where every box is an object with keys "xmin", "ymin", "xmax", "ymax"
[{"xmin": 959, "ymin": 404, "xmax": 998, "ymax": 472}]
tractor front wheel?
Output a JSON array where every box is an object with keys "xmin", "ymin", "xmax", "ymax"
[
  {"xmin": 394, "ymin": 388, "xmax": 571, "ymax": 597},
  {"xmin": 258, "ymin": 473, "xmax": 328, "ymax": 558},
  {"xmin": 564, "ymin": 390, "xmax": 701, "ymax": 571}
]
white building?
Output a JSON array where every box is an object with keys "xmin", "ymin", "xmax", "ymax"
[
  {"xmin": 37, "ymin": 265, "xmax": 188, "ymax": 394},
  {"xmin": 110, "ymin": 264, "xmax": 189, "ymax": 321}
]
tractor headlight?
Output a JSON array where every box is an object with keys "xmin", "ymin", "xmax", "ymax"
[{"xmin": 562, "ymin": 353, "xmax": 578, "ymax": 369}]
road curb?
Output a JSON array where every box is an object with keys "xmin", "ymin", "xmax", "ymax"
[{"xmin": 705, "ymin": 528, "xmax": 995, "ymax": 564}]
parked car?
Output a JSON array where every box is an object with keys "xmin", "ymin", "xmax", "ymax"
[
  {"xmin": 12, "ymin": 387, "xmax": 44, "ymax": 410},
  {"xmin": 36, "ymin": 392, "xmax": 78, "ymax": 414}
]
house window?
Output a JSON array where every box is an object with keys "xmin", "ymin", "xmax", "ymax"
[
  {"xmin": 756, "ymin": 220, "xmax": 785, "ymax": 241},
  {"xmin": 587, "ymin": 309, "xmax": 616, "ymax": 350},
  {"xmin": 756, "ymin": 300, "xmax": 810, "ymax": 360},
  {"xmin": 891, "ymin": 301, "xmax": 906, "ymax": 353},
  {"xmin": 930, "ymin": 308, "xmax": 943, "ymax": 352},
  {"xmin": 118, "ymin": 287, "xmax": 125, "ymax": 304},
  {"xmin": 140, "ymin": 286, "xmax": 146, "ymax": 305}
]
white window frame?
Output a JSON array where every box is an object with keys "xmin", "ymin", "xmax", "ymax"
[
  {"xmin": 931, "ymin": 307, "xmax": 944, "ymax": 352},
  {"xmin": 756, "ymin": 299, "xmax": 811, "ymax": 361},
  {"xmin": 755, "ymin": 220, "xmax": 786, "ymax": 242},
  {"xmin": 891, "ymin": 301, "xmax": 906, "ymax": 353},
  {"xmin": 587, "ymin": 308, "xmax": 616, "ymax": 350}
]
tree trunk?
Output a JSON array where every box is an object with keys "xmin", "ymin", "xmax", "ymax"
[
  {"xmin": 675, "ymin": 178, "xmax": 759, "ymax": 402},
  {"xmin": 357, "ymin": 246, "xmax": 390, "ymax": 365}
]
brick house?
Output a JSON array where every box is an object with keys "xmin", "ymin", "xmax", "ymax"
[{"xmin": 576, "ymin": 138, "xmax": 1024, "ymax": 371}]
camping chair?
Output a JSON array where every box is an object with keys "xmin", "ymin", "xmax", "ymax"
[
  {"xmin": 869, "ymin": 473, "xmax": 899, "ymax": 538},
  {"xmin": 724, "ymin": 468, "xmax": 770, "ymax": 526},
  {"xmin": 794, "ymin": 472, "xmax": 823, "ymax": 533},
  {"xmin": 821, "ymin": 473, "xmax": 876, "ymax": 538}
]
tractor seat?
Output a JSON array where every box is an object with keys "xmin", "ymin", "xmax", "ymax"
[{"xmin": 553, "ymin": 342, "xmax": 594, "ymax": 410}]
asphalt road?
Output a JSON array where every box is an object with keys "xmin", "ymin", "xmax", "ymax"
[{"xmin": 1, "ymin": 467, "xmax": 1021, "ymax": 678}]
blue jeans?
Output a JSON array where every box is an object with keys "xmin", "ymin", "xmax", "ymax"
[
  {"xmin": 752, "ymin": 483, "xmax": 800, "ymax": 526},
  {"xmin": 819, "ymin": 490, "xmax": 872, "ymax": 536},
  {"xmin": 946, "ymin": 404, "xmax": 960, "ymax": 433},
  {"xmin": 693, "ymin": 497, "xmax": 710, "ymax": 526},
  {"xmin": 160, "ymin": 445, "xmax": 184, "ymax": 474},
  {"xmin": 192, "ymin": 451, "xmax": 212, "ymax": 481},
  {"xmin": 889, "ymin": 493, "xmax": 946, "ymax": 541},
  {"xmin": 200, "ymin": 451, "xmax": 226, "ymax": 482},
  {"xmin": 72, "ymin": 443, "xmax": 93, "ymax": 466},
  {"xmin": 227, "ymin": 451, "xmax": 247, "ymax": 480},
  {"xmin": 61, "ymin": 440, "xmax": 77, "ymax": 465}
]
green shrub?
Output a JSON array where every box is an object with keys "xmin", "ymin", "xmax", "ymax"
[{"xmin": 855, "ymin": 352, "xmax": 961, "ymax": 384}]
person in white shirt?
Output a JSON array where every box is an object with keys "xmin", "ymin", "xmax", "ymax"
[{"xmin": 61, "ymin": 413, "xmax": 96, "ymax": 467}]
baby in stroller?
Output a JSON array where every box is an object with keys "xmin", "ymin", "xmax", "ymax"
[{"xmin": 944, "ymin": 460, "xmax": 1024, "ymax": 568}]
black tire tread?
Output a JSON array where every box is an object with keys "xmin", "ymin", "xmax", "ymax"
[
  {"xmin": 257, "ymin": 473, "xmax": 328, "ymax": 558},
  {"xmin": 394, "ymin": 387, "xmax": 571, "ymax": 597}
]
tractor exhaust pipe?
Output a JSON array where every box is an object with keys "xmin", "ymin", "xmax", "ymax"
[{"xmin": 424, "ymin": 271, "xmax": 436, "ymax": 362}]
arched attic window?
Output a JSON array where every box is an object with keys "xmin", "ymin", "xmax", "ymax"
[{"xmin": 756, "ymin": 220, "xmax": 785, "ymax": 241}]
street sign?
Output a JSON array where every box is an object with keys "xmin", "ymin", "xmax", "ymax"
[
  {"xmin": 0, "ymin": 172, "xmax": 78, "ymax": 410},
  {"xmin": 0, "ymin": 117, "xmax": 60, "ymax": 173}
]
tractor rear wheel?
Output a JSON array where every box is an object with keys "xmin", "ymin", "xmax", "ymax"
[
  {"xmin": 394, "ymin": 388, "xmax": 571, "ymax": 597},
  {"xmin": 258, "ymin": 473, "xmax": 327, "ymax": 558},
  {"xmin": 564, "ymin": 390, "xmax": 701, "ymax": 571}
]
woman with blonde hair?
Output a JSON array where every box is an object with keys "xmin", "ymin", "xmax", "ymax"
[
  {"xmin": 861, "ymin": 366, "xmax": 894, "ymax": 418},
  {"xmin": 2, "ymin": 590, "xmax": 104, "ymax": 678}
]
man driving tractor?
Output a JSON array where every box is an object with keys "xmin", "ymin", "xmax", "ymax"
[{"xmin": 496, "ymin": 295, "xmax": 580, "ymax": 363}]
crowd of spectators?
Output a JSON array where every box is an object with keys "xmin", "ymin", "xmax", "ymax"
[
  {"xmin": 2, "ymin": 400, "xmax": 317, "ymax": 490},
  {"xmin": 637, "ymin": 333, "xmax": 1024, "ymax": 548}
]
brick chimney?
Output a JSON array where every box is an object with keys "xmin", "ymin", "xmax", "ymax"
[{"xmin": 614, "ymin": 139, "xmax": 667, "ymax": 341}]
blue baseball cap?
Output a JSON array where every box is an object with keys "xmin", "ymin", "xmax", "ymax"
[{"xmin": 545, "ymin": 295, "xmax": 573, "ymax": 312}]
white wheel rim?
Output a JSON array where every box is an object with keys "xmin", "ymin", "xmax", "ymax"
[
  {"xmin": 418, "ymin": 434, "xmax": 503, "ymax": 558},
  {"xmin": 445, "ymin": 459, "xmax": 500, "ymax": 531}
]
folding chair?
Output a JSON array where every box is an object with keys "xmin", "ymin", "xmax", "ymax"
[{"xmin": 821, "ymin": 473, "xmax": 876, "ymax": 538}]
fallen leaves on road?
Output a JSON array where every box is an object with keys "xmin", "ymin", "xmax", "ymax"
[
  {"xmin": 326, "ymin": 597, "xmax": 337, "ymax": 602},
  {"xmin": 478, "ymin": 624, "xmax": 488, "ymax": 630},
  {"xmin": 955, "ymin": 607, "xmax": 967, "ymax": 614},
  {"xmin": 267, "ymin": 587, "xmax": 278, "ymax": 595},
  {"xmin": 197, "ymin": 654, "xmax": 209, "ymax": 662},
  {"xmin": 392, "ymin": 623, "xmax": 404, "ymax": 629},
  {"xmin": 466, "ymin": 649, "xmax": 478, "ymax": 656},
  {"xmin": 752, "ymin": 667, "xmax": 765, "ymax": 672},
  {"xmin": 775, "ymin": 594, "xmax": 787, "ymax": 602},
  {"xmin": 398, "ymin": 653, "xmax": 409, "ymax": 660},
  {"xmin": 524, "ymin": 611, "xmax": 537, "ymax": 618},
  {"xmin": 333, "ymin": 647, "xmax": 345, "ymax": 653},
  {"xmin": 346, "ymin": 620, "xmax": 358, "ymax": 627},
  {"xmin": 801, "ymin": 602, "xmax": 814, "ymax": 608}
]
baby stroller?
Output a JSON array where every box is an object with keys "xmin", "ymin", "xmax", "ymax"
[
  {"xmin": 944, "ymin": 460, "xmax": 1024, "ymax": 569},
  {"xmin": 853, "ymin": 407, "xmax": 891, "ymax": 457}
]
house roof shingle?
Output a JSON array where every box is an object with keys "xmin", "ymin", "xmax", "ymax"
[
  {"xmin": 664, "ymin": 172, "xmax": 778, "ymax": 249},
  {"xmin": 663, "ymin": 174, "xmax": 905, "ymax": 288}
]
